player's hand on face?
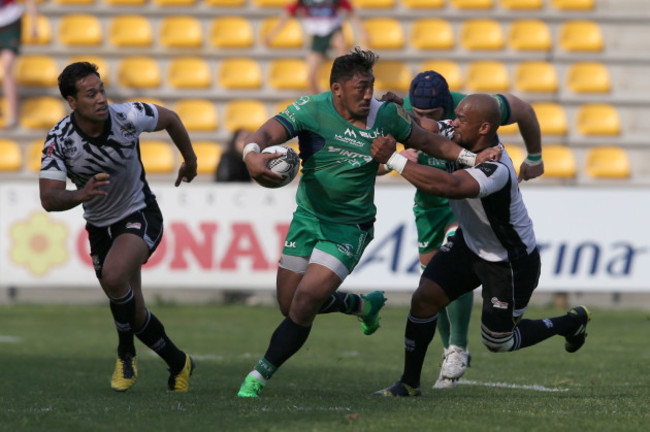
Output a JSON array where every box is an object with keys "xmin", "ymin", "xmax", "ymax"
[
  {"xmin": 475, "ymin": 146, "xmax": 502, "ymax": 164},
  {"xmin": 245, "ymin": 151, "xmax": 284, "ymax": 187},
  {"xmin": 175, "ymin": 159, "xmax": 198, "ymax": 187},
  {"xmin": 378, "ymin": 92, "xmax": 404, "ymax": 106},
  {"xmin": 518, "ymin": 161, "xmax": 544, "ymax": 183},
  {"xmin": 371, "ymin": 135, "xmax": 397, "ymax": 164}
]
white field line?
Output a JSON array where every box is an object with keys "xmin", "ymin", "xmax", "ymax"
[{"xmin": 459, "ymin": 380, "xmax": 570, "ymax": 392}]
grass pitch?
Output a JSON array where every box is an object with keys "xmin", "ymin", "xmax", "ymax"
[{"xmin": 1, "ymin": 301, "xmax": 648, "ymax": 432}]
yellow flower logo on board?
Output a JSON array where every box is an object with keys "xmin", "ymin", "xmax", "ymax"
[{"xmin": 10, "ymin": 212, "xmax": 68, "ymax": 276}]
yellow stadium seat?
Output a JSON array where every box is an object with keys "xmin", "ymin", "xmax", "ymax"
[
  {"xmin": 466, "ymin": 61, "xmax": 509, "ymax": 92},
  {"xmin": 508, "ymin": 19, "xmax": 551, "ymax": 51},
  {"xmin": 551, "ymin": 0, "xmax": 594, "ymax": 10},
  {"xmin": 174, "ymin": 99, "xmax": 218, "ymax": 131},
  {"xmin": 274, "ymin": 99, "xmax": 296, "ymax": 115},
  {"xmin": 363, "ymin": 18, "xmax": 404, "ymax": 50},
  {"xmin": 451, "ymin": 0, "xmax": 493, "ymax": 9},
  {"xmin": 167, "ymin": 57, "xmax": 211, "ymax": 89},
  {"xmin": 373, "ymin": 61, "xmax": 411, "ymax": 91},
  {"xmin": 193, "ymin": 141, "xmax": 224, "ymax": 175},
  {"xmin": 19, "ymin": 97, "xmax": 66, "ymax": 130},
  {"xmin": 218, "ymin": 58, "xmax": 262, "ymax": 89},
  {"xmin": 503, "ymin": 144, "xmax": 524, "ymax": 175},
  {"xmin": 140, "ymin": 141, "xmax": 176, "ymax": 174},
  {"xmin": 68, "ymin": 55, "xmax": 110, "ymax": 86},
  {"xmin": 205, "ymin": 0, "xmax": 246, "ymax": 5},
  {"xmin": 0, "ymin": 97, "xmax": 8, "ymax": 127},
  {"xmin": 499, "ymin": 0, "xmax": 542, "ymax": 9},
  {"xmin": 109, "ymin": 15, "xmax": 152, "ymax": 47},
  {"xmin": 22, "ymin": 14, "xmax": 51, "ymax": 45},
  {"xmin": 0, "ymin": 139, "xmax": 22, "ymax": 172},
  {"xmin": 576, "ymin": 104, "xmax": 620, "ymax": 136},
  {"xmin": 160, "ymin": 16, "xmax": 203, "ymax": 48},
  {"xmin": 402, "ymin": 0, "xmax": 443, "ymax": 7},
  {"xmin": 153, "ymin": 0, "xmax": 196, "ymax": 5},
  {"xmin": 499, "ymin": 123, "xmax": 519, "ymax": 135},
  {"xmin": 419, "ymin": 60, "xmax": 463, "ymax": 91},
  {"xmin": 559, "ymin": 20, "xmax": 603, "ymax": 52},
  {"xmin": 317, "ymin": 61, "xmax": 334, "ymax": 91},
  {"xmin": 585, "ymin": 146, "xmax": 630, "ymax": 179},
  {"xmin": 566, "ymin": 62, "xmax": 611, "ymax": 93},
  {"xmin": 532, "ymin": 102, "xmax": 567, "ymax": 135},
  {"xmin": 118, "ymin": 57, "xmax": 161, "ymax": 88},
  {"xmin": 28, "ymin": 140, "xmax": 46, "ymax": 172},
  {"xmin": 410, "ymin": 19, "xmax": 454, "ymax": 50},
  {"xmin": 353, "ymin": 0, "xmax": 395, "ymax": 8},
  {"xmin": 543, "ymin": 145, "xmax": 576, "ymax": 178},
  {"xmin": 104, "ymin": 0, "xmax": 146, "ymax": 4},
  {"xmin": 14, "ymin": 55, "xmax": 59, "ymax": 87},
  {"xmin": 514, "ymin": 61, "xmax": 558, "ymax": 93},
  {"xmin": 261, "ymin": 17, "xmax": 304, "ymax": 49},
  {"xmin": 210, "ymin": 16, "xmax": 254, "ymax": 49},
  {"xmin": 58, "ymin": 14, "xmax": 102, "ymax": 46},
  {"xmin": 268, "ymin": 58, "xmax": 309, "ymax": 90},
  {"xmin": 253, "ymin": 0, "xmax": 292, "ymax": 6},
  {"xmin": 460, "ymin": 19, "xmax": 504, "ymax": 51},
  {"xmin": 224, "ymin": 100, "xmax": 268, "ymax": 132}
]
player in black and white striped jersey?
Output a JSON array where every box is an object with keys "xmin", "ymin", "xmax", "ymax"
[
  {"xmin": 39, "ymin": 62, "xmax": 198, "ymax": 393},
  {"xmin": 371, "ymin": 94, "xmax": 591, "ymax": 397}
]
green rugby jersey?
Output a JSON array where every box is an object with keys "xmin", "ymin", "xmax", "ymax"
[
  {"xmin": 403, "ymin": 92, "xmax": 512, "ymax": 209},
  {"xmin": 275, "ymin": 92, "xmax": 413, "ymax": 224}
]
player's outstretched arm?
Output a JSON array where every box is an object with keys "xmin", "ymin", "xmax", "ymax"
[
  {"xmin": 502, "ymin": 93, "xmax": 544, "ymax": 182},
  {"xmin": 154, "ymin": 105, "xmax": 198, "ymax": 186},
  {"xmin": 371, "ymin": 136, "xmax": 479, "ymax": 198}
]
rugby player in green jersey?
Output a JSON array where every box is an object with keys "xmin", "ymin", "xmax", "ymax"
[
  {"xmin": 380, "ymin": 70, "xmax": 544, "ymax": 388},
  {"xmin": 236, "ymin": 48, "xmax": 500, "ymax": 397}
]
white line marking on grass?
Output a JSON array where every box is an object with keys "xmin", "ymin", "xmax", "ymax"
[
  {"xmin": 0, "ymin": 335, "xmax": 22, "ymax": 343},
  {"xmin": 459, "ymin": 380, "xmax": 569, "ymax": 392}
]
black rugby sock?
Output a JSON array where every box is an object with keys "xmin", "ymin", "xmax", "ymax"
[
  {"xmin": 263, "ymin": 317, "xmax": 311, "ymax": 370},
  {"xmin": 401, "ymin": 313, "xmax": 438, "ymax": 389},
  {"xmin": 108, "ymin": 289, "xmax": 136, "ymax": 357},
  {"xmin": 318, "ymin": 292, "xmax": 360, "ymax": 315},
  {"xmin": 136, "ymin": 310, "xmax": 186, "ymax": 373}
]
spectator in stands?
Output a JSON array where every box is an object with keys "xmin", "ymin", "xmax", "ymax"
[
  {"xmin": 38, "ymin": 62, "xmax": 197, "ymax": 393},
  {"xmin": 235, "ymin": 48, "xmax": 501, "ymax": 398},
  {"xmin": 379, "ymin": 70, "xmax": 545, "ymax": 389},
  {"xmin": 371, "ymin": 94, "xmax": 591, "ymax": 398},
  {"xmin": 0, "ymin": 0, "xmax": 37, "ymax": 128},
  {"xmin": 215, "ymin": 128, "xmax": 252, "ymax": 182},
  {"xmin": 264, "ymin": 0, "xmax": 368, "ymax": 95}
]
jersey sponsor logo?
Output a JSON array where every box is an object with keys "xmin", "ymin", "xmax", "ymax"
[
  {"xmin": 120, "ymin": 122, "xmax": 137, "ymax": 139},
  {"xmin": 418, "ymin": 241, "xmax": 429, "ymax": 248},
  {"xmin": 125, "ymin": 222, "xmax": 142, "ymax": 230},
  {"xmin": 359, "ymin": 129, "xmax": 383, "ymax": 139},
  {"xmin": 344, "ymin": 128, "xmax": 357, "ymax": 138},
  {"xmin": 284, "ymin": 241, "xmax": 296, "ymax": 248},
  {"xmin": 45, "ymin": 140, "xmax": 56, "ymax": 157},
  {"xmin": 337, "ymin": 243, "xmax": 354, "ymax": 258},
  {"xmin": 333, "ymin": 133, "xmax": 365, "ymax": 147},
  {"xmin": 491, "ymin": 297, "xmax": 509, "ymax": 310},
  {"xmin": 327, "ymin": 146, "xmax": 373, "ymax": 164},
  {"xmin": 290, "ymin": 96, "xmax": 310, "ymax": 111},
  {"xmin": 476, "ymin": 162, "xmax": 498, "ymax": 177},
  {"xmin": 61, "ymin": 137, "xmax": 78, "ymax": 157}
]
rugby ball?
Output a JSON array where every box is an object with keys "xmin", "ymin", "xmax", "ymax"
[{"xmin": 260, "ymin": 145, "xmax": 300, "ymax": 188}]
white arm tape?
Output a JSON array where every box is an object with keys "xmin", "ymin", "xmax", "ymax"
[
  {"xmin": 457, "ymin": 148, "xmax": 477, "ymax": 167},
  {"xmin": 242, "ymin": 143, "xmax": 260, "ymax": 161},
  {"xmin": 386, "ymin": 152, "xmax": 408, "ymax": 174}
]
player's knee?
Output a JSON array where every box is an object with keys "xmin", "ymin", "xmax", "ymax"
[{"xmin": 481, "ymin": 326, "xmax": 515, "ymax": 353}]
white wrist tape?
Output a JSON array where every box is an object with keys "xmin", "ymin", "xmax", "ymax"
[
  {"xmin": 457, "ymin": 148, "xmax": 477, "ymax": 167},
  {"xmin": 524, "ymin": 152, "xmax": 543, "ymax": 166},
  {"xmin": 242, "ymin": 143, "xmax": 260, "ymax": 161},
  {"xmin": 386, "ymin": 152, "xmax": 408, "ymax": 174},
  {"xmin": 383, "ymin": 164, "xmax": 393, "ymax": 173}
]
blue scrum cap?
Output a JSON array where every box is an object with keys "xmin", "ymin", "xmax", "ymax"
[{"xmin": 409, "ymin": 70, "xmax": 453, "ymax": 115}]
